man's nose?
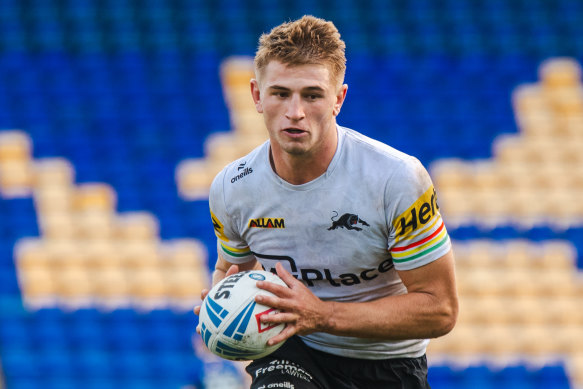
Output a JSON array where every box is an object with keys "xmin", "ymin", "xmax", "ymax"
[{"xmin": 285, "ymin": 95, "xmax": 305, "ymax": 120}]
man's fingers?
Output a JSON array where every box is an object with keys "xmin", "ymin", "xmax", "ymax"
[
  {"xmin": 226, "ymin": 264, "xmax": 240, "ymax": 277},
  {"xmin": 275, "ymin": 262, "xmax": 299, "ymax": 288},
  {"xmin": 267, "ymin": 325, "xmax": 296, "ymax": 346},
  {"xmin": 256, "ymin": 280, "xmax": 292, "ymax": 297},
  {"xmin": 259, "ymin": 311, "xmax": 297, "ymax": 325}
]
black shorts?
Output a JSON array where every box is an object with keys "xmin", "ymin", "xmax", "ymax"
[{"xmin": 246, "ymin": 336, "xmax": 430, "ymax": 389}]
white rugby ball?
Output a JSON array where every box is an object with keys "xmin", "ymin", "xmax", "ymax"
[{"xmin": 199, "ymin": 270, "xmax": 287, "ymax": 360}]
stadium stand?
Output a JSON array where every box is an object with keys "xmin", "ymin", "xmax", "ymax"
[
  {"xmin": 177, "ymin": 57, "xmax": 268, "ymax": 200},
  {"xmin": 432, "ymin": 58, "xmax": 583, "ymax": 229},
  {"xmin": 0, "ymin": 131, "xmax": 209, "ymax": 312},
  {"xmin": 1, "ymin": 0, "xmax": 582, "ymax": 388}
]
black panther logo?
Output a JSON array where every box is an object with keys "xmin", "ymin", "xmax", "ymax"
[{"xmin": 328, "ymin": 211, "xmax": 370, "ymax": 231}]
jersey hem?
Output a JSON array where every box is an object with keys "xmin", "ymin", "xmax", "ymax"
[{"xmin": 300, "ymin": 336, "xmax": 429, "ymax": 360}]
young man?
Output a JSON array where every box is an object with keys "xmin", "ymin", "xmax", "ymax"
[{"xmin": 196, "ymin": 15, "xmax": 458, "ymax": 388}]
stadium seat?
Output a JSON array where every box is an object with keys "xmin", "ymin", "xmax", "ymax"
[{"xmin": 1, "ymin": 1, "xmax": 583, "ymax": 387}]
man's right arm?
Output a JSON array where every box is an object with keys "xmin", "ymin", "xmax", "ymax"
[
  {"xmin": 193, "ymin": 253, "xmax": 259, "ymax": 326},
  {"xmin": 212, "ymin": 252, "xmax": 260, "ymax": 286}
]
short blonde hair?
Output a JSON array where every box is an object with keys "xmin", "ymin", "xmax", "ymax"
[{"xmin": 254, "ymin": 15, "xmax": 347, "ymax": 88}]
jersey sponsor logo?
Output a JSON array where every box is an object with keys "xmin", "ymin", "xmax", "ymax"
[
  {"xmin": 211, "ymin": 210, "xmax": 229, "ymax": 242},
  {"xmin": 231, "ymin": 162, "xmax": 253, "ymax": 183},
  {"xmin": 393, "ymin": 186, "xmax": 439, "ymax": 237},
  {"xmin": 253, "ymin": 253, "xmax": 394, "ymax": 288},
  {"xmin": 328, "ymin": 211, "xmax": 369, "ymax": 231},
  {"xmin": 249, "ymin": 218, "xmax": 285, "ymax": 229}
]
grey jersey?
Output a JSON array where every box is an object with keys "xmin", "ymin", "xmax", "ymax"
[{"xmin": 209, "ymin": 125, "xmax": 451, "ymax": 359}]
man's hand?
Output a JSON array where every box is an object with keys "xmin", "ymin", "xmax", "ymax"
[
  {"xmin": 193, "ymin": 264, "xmax": 240, "ymax": 334},
  {"xmin": 254, "ymin": 262, "xmax": 333, "ymax": 346}
]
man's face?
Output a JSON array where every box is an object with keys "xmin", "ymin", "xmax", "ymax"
[{"xmin": 251, "ymin": 61, "xmax": 347, "ymax": 158}]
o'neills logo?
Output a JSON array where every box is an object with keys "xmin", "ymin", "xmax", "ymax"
[
  {"xmin": 231, "ymin": 165, "xmax": 253, "ymax": 183},
  {"xmin": 248, "ymin": 218, "xmax": 285, "ymax": 229}
]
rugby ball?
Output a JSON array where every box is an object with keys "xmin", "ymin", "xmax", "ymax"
[{"xmin": 199, "ymin": 270, "xmax": 287, "ymax": 360}]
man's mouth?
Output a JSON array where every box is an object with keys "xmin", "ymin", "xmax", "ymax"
[{"xmin": 283, "ymin": 128, "xmax": 306, "ymax": 134}]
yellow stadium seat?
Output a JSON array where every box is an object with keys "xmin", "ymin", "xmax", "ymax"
[
  {"xmin": 33, "ymin": 158, "xmax": 75, "ymax": 189},
  {"xmin": 428, "ymin": 325, "xmax": 480, "ymax": 355},
  {"xmin": 34, "ymin": 185, "xmax": 74, "ymax": 216},
  {"xmin": 568, "ymin": 353, "xmax": 583, "ymax": 388},
  {"xmin": 15, "ymin": 239, "xmax": 50, "ymax": 271},
  {"xmin": 82, "ymin": 240, "xmax": 120, "ymax": 269},
  {"xmin": 73, "ymin": 183, "xmax": 116, "ymax": 212},
  {"xmin": 128, "ymin": 268, "xmax": 168, "ymax": 308},
  {"xmin": 53, "ymin": 266, "xmax": 93, "ymax": 300},
  {"xmin": 175, "ymin": 159, "xmax": 215, "ymax": 200},
  {"xmin": 545, "ymin": 297, "xmax": 583, "ymax": 326},
  {"xmin": 512, "ymin": 85, "xmax": 550, "ymax": 117},
  {"xmin": 457, "ymin": 297, "xmax": 507, "ymax": 326},
  {"xmin": 115, "ymin": 212, "xmax": 159, "ymax": 241},
  {"xmin": 164, "ymin": 267, "xmax": 208, "ymax": 302},
  {"xmin": 430, "ymin": 159, "xmax": 472, "ymax": 191},
  {"xmin": 434, "ymin": 190, "xmax": 474, "ymax": 225},
  {"xmin": 535, "ymin": 268, "xmax": 579, "ymax": 297},
  {"xmin": 516, "ymin": 110, "xmax": 558, "ymax": 139},
  {"xmin": 477, "ymin": 325, "xmax": 522, "ymax": 355},
  {"xmin": 74, "ymin": 210, "xmax": 115, "ymax": 240},
  {"xmin": 505, "ymin": 298, "xmax": 549, "ymax": 326},
  {"xmin": 117, "ymin": 240, "xmax": 160, "ymax": 270},
  {"xmin": 231, "ymin": 110, "xmax": 268, "ymax": 137},
  {"xmin": 161, "ymin": 239, "xmax": 207, "ymax": 270},
  {"xmin": 493, "ymin": 135, "xmax": 533, "ymax": 165},
  {"xmin": 18, "ymin": 267, "xmax": 56, "ymax": 301},
  {"xmin": 516, "ymin": 325, "xmax": 563, "ymax": 356},
  {"xmin": 457, "ymin": 270, "xmax": 502, "ymax": 297},
  {"xmin": 92, "ymin": 267, "xmax": 131, "ymax": 301},
  {"xmin": 0, "ymin": 130, "xmax": 31, "ymax": 160},
  {"xmin": 561, "ymin": 115, "xmax": 583, "ymax": 138},
  {"xmin": 472, "ymin": 189, "xmax": 513, "ymax": 223},
  {"xmin": 0, "ymin": 160, "xmax": 33, "ymax": 197},
  {"xmin": 554, "ymin": 325, "xmax": 583, "ymax": 355},
  {"xmin": 538, "ymin": 241, "xmax": 576, "ymax": 269},
  {"xmin": 498, "ymin": 239, "xmax": 534, "ymax": 269},
  {"xmin": 220, "ymin": 56, "xmax": 254, "ymax": 88},
  {"xmin": 226, "ymin": 88, "xmax": 256, "ymax": 110},
  {"xmin": 540, "ymin": 58, "xmax": 582, "ymax": 90},
  {"xmin": 465, "ymin": 240, "xmax": 501, "ymax": 266},
  {"xmin": 205, "ymin": 133, "xmax": 250, "ymax": 164},
  {"xmin": 37, "ymin": 240, "xmax": 82, "ymax": 273}
]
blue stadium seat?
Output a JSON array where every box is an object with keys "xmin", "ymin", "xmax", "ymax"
[
  {"xmin": 497, "ymin": 365, "xmax": 533, "ymax": 389},
  {"xmin": 533, "ymin": 365, "xmax": 571, "ymax": 389},
  {"xmin": 428, "ymin": 365, "xmax": 456, "ymax": 388},
  {"xmin": 469, "ymin": 366, "xmax": 505, "ymax": 389},
  {"xmin": 1, "ymin": 349, "xmax": 41, "ymax": 381}
]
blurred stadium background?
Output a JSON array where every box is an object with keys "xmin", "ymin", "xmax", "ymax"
[{"xmin": 0, "ymin": 0, "xmax": 582, "ymax": 388}]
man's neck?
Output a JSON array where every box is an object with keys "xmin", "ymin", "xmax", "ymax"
[{"xmin": 270, "ymin": 129, "xmax": 338, "ymax": 185}]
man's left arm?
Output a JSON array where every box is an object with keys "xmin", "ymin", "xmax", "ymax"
[{"xmin": 255, "ymin": 249, "xmax": 458, "ymax": 345}]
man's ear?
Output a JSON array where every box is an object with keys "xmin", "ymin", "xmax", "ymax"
[
  {"xmin": 333, "ymin": 84, "xmax": 348, "ymax": 116},
  {"xmin": 250, "ymin": 79, "xmax": 263, "ymax": 113}
]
